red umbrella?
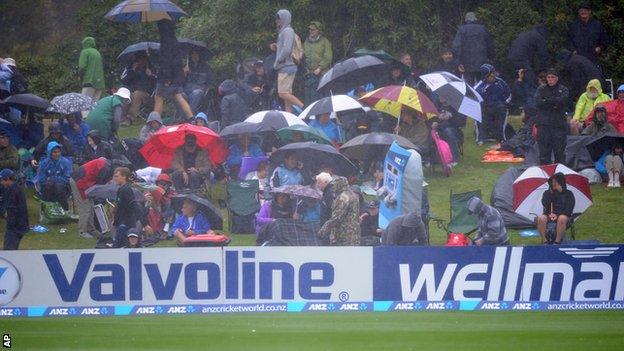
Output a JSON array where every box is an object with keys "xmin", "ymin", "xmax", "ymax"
[
  {"xmin": 140, "ymin": 123, "xmax": 228, "ymax": 169},
  {"xmin": 512, "ymin": 163, "xmax": 592, "ymax": 220}
]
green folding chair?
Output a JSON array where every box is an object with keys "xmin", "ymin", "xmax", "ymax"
[
  {"xmin": 447, "ymin": 189, "xmax": 481, "ymax": 236},
  {"xmin": 226, "ymin": 179, "xmax": 261, "ymax": 234}
]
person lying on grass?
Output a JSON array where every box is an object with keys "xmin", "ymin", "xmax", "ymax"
[{"xmin": 173, "ymin": 199, "xmax": 212, "ymax": 245}]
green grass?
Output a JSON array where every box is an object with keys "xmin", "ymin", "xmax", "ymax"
[
  {"xmin": 3, "ymin": 117, "xmax": 623, "ymax": 249},
  {"xmin": 2, "ymin": 311, "xmax": 624, "ymax": 350}
]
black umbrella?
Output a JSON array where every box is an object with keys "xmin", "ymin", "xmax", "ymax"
[
  {"xmin": 85, "ymin": 184, "xmax": 145, "ymax": 202},
  {"xmin": 585, "ymin": 133, "xmax": 624, "ymax": 161},
  {"xmin": 317, "ymin": 55, "xmax": 387, "ymax": 94},
  {"xmin": 172, "ymin": 193, "xmax": 223, "ymax": 230},
  {"xmin": 270, "ymin": 141, "xmax": 359, "ymax": 176},
  {"xmin": 340, "ymin": 132, "xmax": 419, "ymax": 161},
  {"xmin": 178, "ymin": 38, "xmax": 210, "ymax": 57},
  {"xmin": 117, "ymin": 41, "xmax": 160, "ymax": 63},
  {"xmin": 220, "ymin": 121, "xmax": 266, "ymax": 138},
  {"xmin": 1, "ymin": 93, "xmax": 50, "ymax": 113}
]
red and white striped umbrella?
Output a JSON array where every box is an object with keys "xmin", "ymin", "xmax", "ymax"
[{"xmin": 512, "ymin": 164, "xmax": 592, "ymax": 220}]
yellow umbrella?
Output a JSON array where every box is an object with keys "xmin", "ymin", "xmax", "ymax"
[{"xmin": 359, "ymin": 85, "xmax": 438, "ymax": 119}]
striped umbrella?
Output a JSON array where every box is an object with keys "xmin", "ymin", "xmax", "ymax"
[
  {"xmin": 299, "ymin": 95, "xmax": 364, "ymax": 120},
  {"xmin": 317, "ymin": 55, "xmax": 386, "ymax": 94},
  {"xmin": 105, "ymin": 0, "xmax": 188, "ymax": 23},
  {"xmin": 244, "ymin": 110, "xmax": 305, "ymax": 130},
  {"xmin": 419, "ymin": 71, "xmax": 483, "ymax": 122},
  {"xmin": 359, "ymin": 85, "xmax": 438, "ymax": 119},
  {"xmin": 512, "ymin": 164, "xmax": 592, "ymax": 220}
]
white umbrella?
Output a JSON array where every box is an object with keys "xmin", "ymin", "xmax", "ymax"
[
  {"xmin": 419, "ymin": 71, "xmax": 483, "ymax": 122},
  {"xmin": 299, "ymin": 95, "xmax": 364, "ymax": 120},
  {"xmin": 244, "ymin": 110, "xmax": 305, "ymax": 128}
]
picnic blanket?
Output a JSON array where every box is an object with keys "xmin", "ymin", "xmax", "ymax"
[
  {"xmin": 257, "ymin": 219, "xmax": 323, "ymax": 246},
  {"xmin": 482, "ymin": 150, "xmax": 524, "ymax": 163}
]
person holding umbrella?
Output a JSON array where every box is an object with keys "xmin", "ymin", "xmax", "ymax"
[
  {"xmin": 78, "ymin": 37, "xmax": 105, "ymax": 112},
  {"xmin": 396, "ymin": 107, "xmax": 430, "ymax": 161},
  {"xmin": 172, "ymin": 198, "xmax": 213, "ymax": 245},
  {"xmin": 171, "ymin": 134, "xmax": 211, "ymax": 191},
  {"xmin": 120, "ymin": 52, "xmax": 156, "ymax": 126},
  {"xmin": 270, "ymin": 151, "xmax": 304, "ymax": 188},
  {"xmin": 537, "ymin": 173, "xmax": 575, "ymax": 244}
]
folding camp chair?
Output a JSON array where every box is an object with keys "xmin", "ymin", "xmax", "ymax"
[
  {"xmin": 226, "ymin": 179, "xmax": 260, "ymax": 234},
  {"xmin": 432, "ymin": 189, "xmax": 481, "ymax": 237}
]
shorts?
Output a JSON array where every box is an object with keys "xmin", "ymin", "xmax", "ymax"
[
  {"xmin": 277, "ymin": 72, "xmax": 295, "ymax": 94},
  {"xmin": 155, "ymin": 82, "xmax": 184, "ymax": 98}
]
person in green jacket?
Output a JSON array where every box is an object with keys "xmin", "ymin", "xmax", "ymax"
[
  {"xmin": 570, "ymin": 78, "xmax": 611, "ymax": 135},
  {"xmin": 79, "ymin": 37, "xmax": 105, "ymax": 111},
  {"xmin": 303, "ymin": 21, "xmax": 333, "ymax": 105},
  {"xmin": 85, "ymin": 88, "xmax": 131, "ymax": 141}
]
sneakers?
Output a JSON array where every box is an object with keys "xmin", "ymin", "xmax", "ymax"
[
  {"xmin": 477, "ymin": 141, "xmax": 484, "ymax": 146},
  {"xmin": 80, "ymin": 232, "xmax": 94, "ymax": 239},
  {"xmin": 615, "ymin": 178, "xmax": 621, "ymax": 188}
]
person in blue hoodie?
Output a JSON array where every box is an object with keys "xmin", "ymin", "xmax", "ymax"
[
  {"xmin": 308, "ymin": 113, "xmax": 342, "ymax": 145},
  {"xmin": 36, "ymin": 141, "xmax": 72, "ymax": 209},
  {"xmin": 474, "ymin": 64, "xmax": 511, "ymax": 144},
  {"xmin": 172, "ymin": 199, "xmax": 212, "ymax": 245}
]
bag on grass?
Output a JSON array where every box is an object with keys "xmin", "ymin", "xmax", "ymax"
[
  {"xmin": 181, "ymin": 233, "xmax": 231, "ymax": 247},
  {"xmin": 39, "ymin": 201, "xmax": 71, "ymax": 225}
]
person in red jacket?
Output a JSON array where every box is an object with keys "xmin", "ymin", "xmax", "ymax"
[{"xmin": 70, "ymin": 157, "xmax": 115, "ymax": 238}]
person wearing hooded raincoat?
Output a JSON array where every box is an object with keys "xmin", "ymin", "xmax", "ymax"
[
  {"xmin": 78, "ymin": 37, "xmax": 105, "ymax": 104},
  {"xmin": 585, "ymin": 85, "xmax": 624, "ymax": 134},
  {"xmin": 219, "ymin": 79, "xmax": 249, "ymax": 126},
  {"xmin": 36, "ymin": 141, "xmax": 72, "ymax": 210},
  {"xmin": 507, "ymin": 24, "xmax": 548, "ymax": 83},
  {"xmin": 466, "ymin": 197, "xmax": 509, "ymax": 246},
  {"xmin": 318, "ymin": 177, "xmax": 360, "ymax": 246},
  {"xmin": 381, "ymin": 211, "xmax": 428, "ymax": 246},
  {"xmin": 571, "ymin": 78, "xmax": 611, "ymax": 134},
  {"xmin": 537, "ymin": 173, "xmax": 575, "ymax": 244},
  {"xmin": 273, "ymin": 9, "xmax": 304, "ymax": 113},
  {"xmin": 32, "ymin": 121, "xmax": 74, "ymax": 163},
  {"xmin": 139, "ymin": 111, "xmax": 164, "ymax": 143}
]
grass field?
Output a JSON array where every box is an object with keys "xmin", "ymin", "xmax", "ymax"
[
  {"xmin": 5, "ymin": 117, "xmax": 624, "ymax": 249},
  {"xmin": 2, "ymin": 311, "xmax": 624, "ymax": 350}
]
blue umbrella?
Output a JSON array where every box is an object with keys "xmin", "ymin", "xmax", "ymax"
[
  {"xmin": 117, "ymin": 41, "xmax": 160, "ymax": 62},
  {"xmin": 105, "ymin": 0, "xmax": 188, "ymax": 23}
]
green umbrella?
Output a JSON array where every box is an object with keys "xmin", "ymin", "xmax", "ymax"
[
  {"xmin": 277, "ymin": 124, "xmax": 333, "ymax": 145},
  {"xmin": 353, "ymin": 48, "xmax": 396, "ymax": 62}
]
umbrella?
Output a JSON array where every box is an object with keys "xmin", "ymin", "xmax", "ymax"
[
  {"xmin": 340, "ymin": 132, "xmax": 419, "ymax": 160},
  {"xmin": 47, "ymin": 93, "xmax": 95, "ymax": 115},
  {"xmin": 270, "ymin": 141, "xmax": 359, "ymax": 176},
  {"xmin": 271, "ymin": 185, "xmax": 322, "ymax": 200},
  {"xmin": 172, "ymin": 193, "xmax": 223, "ymax": 230},
  {"xmin": 298, "ymin": 95, "xmax": 364, "ymax": 120},
  {"xmin": 85, "ymin": 184, "xmax": 145, "ymax": 202},
  {"xmin": 353, "ymin": 49, "xmax": 396, "ymax": 62},
  {"xmin": 178, "ymin": 38, "xmax": 210, "ymax": 57},
  {"xmin": 1, "ymin": 93, "xmax": 50, "ymax": 113},
  {"xmin": 117, "ymin": 41, "xmax": 160, "ymax": 62},
  {"xmin": 105, "ymin": 0, "xmax": 188, "ymax": 22},
  {"xmin": 244, "ymin": 110, "xmax": 306, "ymax": 130},
  {"xmin": 317, "ymin": 55, "xmax": 386, "ymax": 94},
  {"xmin": 585, "ymin": 133, "xmax": 624, "ymax": 161},
  {"xmin": 140, "ymin": 123, "xmax": 228, "ymax": 169},
  {"xmin": 219, "ymin": 121, "xmax": 266, "ymax": 138},
  {"xmin": 512, "ymin": 163, "xmax": 592, "ymax": 220},
  {"xmin": 419, "ymin": 71, "xmax": 483, "ymax": 122},
  {"xmin": 359, "ymin": 85, "xmax": 438, "ymax": 119},
  {"xmin": 276, "ymin": 124, "xmax": 332, "ymax": 145}
]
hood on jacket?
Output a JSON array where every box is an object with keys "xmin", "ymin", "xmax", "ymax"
[
  {"xmin": 549, "ymin": 172, "xmax": 567, "ymax": 190},
  {"xmin": 47, "ymin": 141, "xmax": 62, "ymax": 156},
  {"xmin": 276, "ymin": 9, "xmax": 292, "ymax": 31},
  {"xmin": 195, "ymin": 112, "xmax": 209, "ymax": 124},
  {"xmin": 146, "ymin": 111, "xmax": 163, "ymax": 125},
  {"xmin": 586, "ymin": 79, "xmax": 603, "ymax": 94},
  {"xmin": 556, "ymin": 49, "xmax": 573, "ymax": 64},
  {"xmin": 401, "ymin": 211, "xmax": 422, "ymax": 227},
  {"xmin": 82, "ymin": 37, "xmax": 96, "ymax": 49},
  {"xmin": 534, "ymin": 24, "xmax": 548, "ymax": 39},
  {"xmin": 330, "ymin": 176, "xmax": 349, "ymax": 195},
  {"xmin": 466, "ymin": 196, "xmax": 485, "ymax": 215},
  {"xmin": 218, "ymin": 79, "xmax": 237, "ymax": 96},
  {"xmin": 618, "ymin": 84, "xmax": 624, "ymax": 94}
]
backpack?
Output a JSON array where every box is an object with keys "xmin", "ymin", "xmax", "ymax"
[
  {"xmin": 291, "ymin": 33, "xmax": 304, "ymax": 65},
  {"xmin": 40, "ymin": 201, "xmax": 71, "ymax": 225}
]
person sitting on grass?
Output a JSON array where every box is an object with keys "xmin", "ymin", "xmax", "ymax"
[
  {"xmin": 582, "ymin": 105, "xmax": 616, "ymax": 136},
  {"xmin": 537, "ymin": 173, "xmax": 575, "ymax": 245},
  {"xmin": 36, "ymin": 141, "xmax": 72, "ymax": 210},
  {"xmin": 173, "ymin": 199, "xmax": 212, "ymax": 245},
  {"xmin": 466, "ymin": 197, "xmax": 509, "ymax": 246}
]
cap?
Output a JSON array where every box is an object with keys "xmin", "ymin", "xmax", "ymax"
[
  {"xmin": 546, "ymin": 68, "xmax": 559, "ymax": 77},
  {"xmin": 465, "ymin": 12, "xmax": 477, "ymax": 22},
  {"xmin": 309, "ymin": 21, "xmax": 322, "ymax": 31},
  {"xmin": 0, "ymin": 168, "xmax": 15, "ymax": 179},
  {"xmin": 114, "ymin": 87, "xmax": 132, "ymax": 102},
  {"xmin": 3, "ymin": 58, "xmax": 16, "ymax": 67},
  {"xmin": 480, "ymin": 63, "xmax": 495, "ymax": 79},
  {"xmin": 127, "ymin": 232, "xmax": 139, "ymax": 238}
]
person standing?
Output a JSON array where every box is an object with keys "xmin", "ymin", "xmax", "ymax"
[
  {"xmin": 78, "ymin": 37, "xmax": 105, "ymax": 113},
  {"xmin": 534, "ymin": 69, "xmax": 569, "ymax": 165},
  {"xmin": 303, "ymin": 21, "xmax": 332, "ymax": 105},
  {"xmin": 318, "ymin": 177, "xmax": 360, "ymax": 246},
  {"xmin": 507, "ymin": 24, "xmax": 548, "ymax": 84},
  {"xmin": 452, "ymin": 12, "xmax": 494, "ymax": 85},
  {"xmin": 1, "ymin": 169, "xmax": 28, "ymax": 250},
  {"xmin": 272, "ymin": 9, "xmax": 304, "ymax": 113},
  {"xmin": 566, "ymin": 3, "xmax": 610, "ymax": 67},
  {"xmin": 112, "ymin": 167, "xmax": 139, "ymax": 248}
]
